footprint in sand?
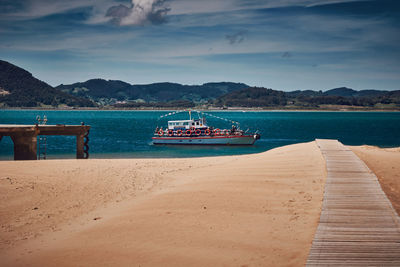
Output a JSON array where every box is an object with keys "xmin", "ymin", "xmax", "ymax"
[{"xmin": 304, "ymin": 193, "xmax": 312, "ymax": 201}]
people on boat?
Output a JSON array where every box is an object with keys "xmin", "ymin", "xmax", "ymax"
[{"xmin": 230, "ymin": 125, "xmax": 236, "ymax": 134}]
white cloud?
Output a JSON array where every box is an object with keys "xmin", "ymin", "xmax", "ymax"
[
  {"xmin": 122, "ymin": 0, "xmax": 170, "ymax": 25},
  {"xmin": 105, "ymin": 0, "xmax": 170, "ymax": 26}
]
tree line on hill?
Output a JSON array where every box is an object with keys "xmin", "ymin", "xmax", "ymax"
[
  {"xmin": 215, "ymin": 87, "xmax": 400, "ymax": 108},
  {"xmin": 56, "ymin": 79, "xmax": 247, "ymax": 103},
  {"xmin": 1, "ymin": 59, "xmax": 399, "ymax": 109},
  {"xmin": 0, "ymin": 60, "xmax": 95, "ymax": 107}
]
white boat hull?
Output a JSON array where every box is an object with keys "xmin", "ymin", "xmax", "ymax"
[{"xmin": 152, "ymin": 135, "xmax": 257, "ymax": 145}]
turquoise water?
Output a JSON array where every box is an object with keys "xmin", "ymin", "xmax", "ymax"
[{"xmin": 1, "ymin": 110, "xmax": 399, "ymax": 159}]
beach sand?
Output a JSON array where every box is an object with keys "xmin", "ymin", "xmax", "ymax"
[
  {"xmin": 1, "ymin": 141, "xmax": 327, "ymax": 266},
  {"xmin": 349, "ymin": 145, "xmax": 400, "ymax": 215}
]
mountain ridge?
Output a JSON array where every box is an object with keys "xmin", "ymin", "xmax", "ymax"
[
  {"xmin": 56, "ymin": 79, "xmax": 249, "ymax": 104},
  {"xmin": 216, "ymin": 87, "xmax": 400, "ymax": 108},
  {"xmin": 1, "ymin": 59, "xmax": 399, "ymax": 109},
  {"xmin": 0, "ymin": 60, "xmax": 95, "ymax": 107}
]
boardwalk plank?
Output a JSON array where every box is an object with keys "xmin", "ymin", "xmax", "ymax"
[{"xmin": 306, "ymin": 139, "xmax": 400, "ymax": 266}]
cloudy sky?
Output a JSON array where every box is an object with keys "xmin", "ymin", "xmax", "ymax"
[{"xmin": 0, "ymin": 0, "xmax": 399, "ymax": 91}]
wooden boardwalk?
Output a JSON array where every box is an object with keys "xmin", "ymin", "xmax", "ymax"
[{"xmin": 307, "ymin": 139, "xmax": 400, "ymax": 266}]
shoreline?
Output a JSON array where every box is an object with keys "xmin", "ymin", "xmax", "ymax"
[{"xmin": 1, "ymin": 107, "xmax": 400, "ymax": 112}]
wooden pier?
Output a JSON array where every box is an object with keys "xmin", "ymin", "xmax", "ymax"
[
  {"xmin": 307, "ymin": 139, "xmax": 400, "ymax": 266},
  {"xmin": 0, "ymin": 124, "xmax": 90, "ymax": 160}
]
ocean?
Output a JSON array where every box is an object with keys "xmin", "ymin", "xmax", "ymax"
[{"xmin": 1, "ymin": 110, "xmax": 399, "ymax": 160}]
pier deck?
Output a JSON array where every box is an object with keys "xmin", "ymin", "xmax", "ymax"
[
  {"xmin": 307, "ymin": 139, "xmax": 400, "ymax": 266},
  {"xmin": 0, "ymin": 124, "xmax": 90, "ymax": 160}
]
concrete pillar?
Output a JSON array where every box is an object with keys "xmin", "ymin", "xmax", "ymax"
[
  {"xmin": 11, "ymin": 133, "xmax": 37, "ymax": 160},
  {"xmin": 76, "ymin": 134, "xmax": 84, "ymax": 159}
]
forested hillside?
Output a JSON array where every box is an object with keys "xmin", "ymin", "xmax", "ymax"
[
  {"xmin": 216, "ymin": 87, "xmax": 400, "ymax": 109},
  {"xmin": 57, "ymin": 80, "xmax": 248, "ymax": 104},
  {"xmin": 0, "ymin": 60, "xmax": 95, "ymax": 107},
  {"xmin": 1, "ymin": 60, "xmax": 399, "ymax": 109}
]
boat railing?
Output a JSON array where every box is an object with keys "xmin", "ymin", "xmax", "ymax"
[{"xmin": 154, "ymin": 128, "xmax": 245, "ymax": 137}]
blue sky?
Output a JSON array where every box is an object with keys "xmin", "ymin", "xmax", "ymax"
[{"xmin": 0, "ymin": 0, "xmax": 399, "ymax": 91}]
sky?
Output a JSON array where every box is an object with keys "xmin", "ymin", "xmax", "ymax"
[{"xmin": 0, "ymin": 0, "xmax": 399, "ymax": 91}]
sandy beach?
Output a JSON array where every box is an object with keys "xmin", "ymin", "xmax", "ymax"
[
  {"xmin": 0, "ymin": 141, "xmax": 325, "ymax": 266},
  {"xmin": 1, "ymin": 141, "xmax": 399, "ymax": 266}
]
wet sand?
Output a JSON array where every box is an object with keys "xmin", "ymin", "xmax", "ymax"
[{"xmin": 1, "ymin": 141, "xmax": 327, "ymax": 266}]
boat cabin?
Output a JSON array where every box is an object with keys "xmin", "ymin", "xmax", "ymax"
[{"xmin": 168, "ymin": 119, "xmax": 207, "ymax": 130}]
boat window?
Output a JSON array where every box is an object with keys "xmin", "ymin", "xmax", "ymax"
[
  {"xmin": 192, "ymin": 123, "xmax": 194, "ymax": 126},
  {"xmin": 196, "ymin": 122, "xmax": 199, "ymax": 125},
  {"xmin": 184, "ymin": 122, "xmax": 188, "ymax": 125}
]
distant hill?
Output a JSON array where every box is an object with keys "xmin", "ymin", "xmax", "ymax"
[
  {"xmin": 57, "ymin": 79, "xmax": 132, "ymax": 100},
  {"xmin": 0, "ymin": 60, "xmax": 95, "ymax": 107},
  {"xmin": 287, "ymin": 87, "xmax": 389, "ymax": 98},
  {"xmin": 323, "ymin": 87, "xmax": 388, "ymax": 98},
  {"xmin": 286, "ymin": 90, "xmax": 322, "ymax": 98},
  {"xmin": 1, "ymin": 59, "xmax": 398, "ymax": 109},
  {"xmin": 217, "ymin": 87, "xmax": 287, "ymax": 107},
  {"xmin": 56, "ymin": 79, "xmax": 248, "ymax": 104},
  {"xmin": 324, "ymin": 87, "xmax": 357, "ymax": 97},
  {"xmin": 215, "ymin": 87, "xmax": 400, "ymax": 108}
]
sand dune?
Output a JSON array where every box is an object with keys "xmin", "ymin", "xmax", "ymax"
[{"xmin": 0, "ymin": 142, "xmax": 326, "ymax": 266}]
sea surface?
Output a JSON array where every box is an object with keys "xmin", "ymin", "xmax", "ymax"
[{"xmin": 1, "ymin": 110, "xmax": 399, "ymax": 160}]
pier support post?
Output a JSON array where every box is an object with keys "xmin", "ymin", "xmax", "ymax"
[
  {"xmin": 11, "ymin": 133, "xmax": 37, "ymax": 160},
  {"xmin": 76, "ymin": 134, "xmax": 84, "ymax": 159}
]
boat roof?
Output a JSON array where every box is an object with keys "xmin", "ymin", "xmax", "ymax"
[{"xmin": 168, "ymin": 119, "xmax": 199, "ymax": 123}]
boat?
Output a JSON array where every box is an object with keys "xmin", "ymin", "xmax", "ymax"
[{"xmin": 152, "ymin": 110, "xmax": 260, "ymax": 145}]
